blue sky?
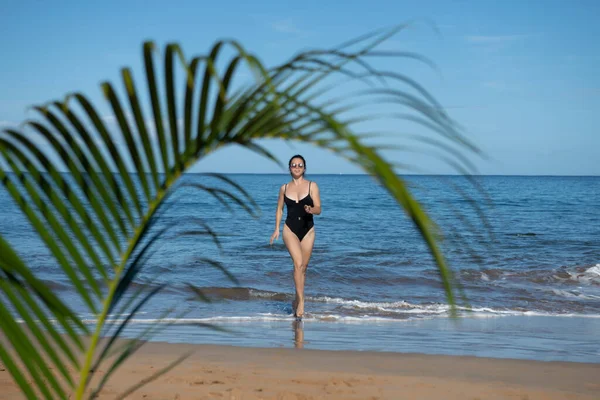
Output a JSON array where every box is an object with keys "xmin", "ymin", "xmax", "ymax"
[{"xmin": 0, "ymin": 0, "xmax": 598, "ymax": 175}]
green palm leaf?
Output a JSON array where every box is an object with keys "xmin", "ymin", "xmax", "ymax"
[{"xmin": 0, "ymin": 25, "xmax": 483, "ymax": 399}]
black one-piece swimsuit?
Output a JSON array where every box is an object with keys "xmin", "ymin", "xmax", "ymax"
[{"xmin": 284, "ymin": 182, "xmax": 314, "ymax": 241}]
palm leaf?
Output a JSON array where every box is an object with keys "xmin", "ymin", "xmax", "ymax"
[{"xmin": 0, "ymin": 25, "xmax": 484, "ymax": 399}]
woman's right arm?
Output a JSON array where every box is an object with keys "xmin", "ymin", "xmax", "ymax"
[{"xmin": 270, "ymin": 185, "xmax": 285, "ymax": 244}]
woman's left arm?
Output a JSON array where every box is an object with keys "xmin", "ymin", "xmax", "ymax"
[{"xmin": 306, "ymin": 182, "xmax": 321, "ymax": 215}]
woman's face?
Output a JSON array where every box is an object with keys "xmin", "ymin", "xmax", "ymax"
[{"xmin": 289, "ymin": 158, "xmax": 305, "ymax": 177}]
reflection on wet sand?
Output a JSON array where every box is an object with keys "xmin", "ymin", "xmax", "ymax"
[{"xmin": 293, "ymin": 320, "xmax": 304, "ymax": 349}]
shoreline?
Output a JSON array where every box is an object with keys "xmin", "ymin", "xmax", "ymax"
[
  {"xmin": 3, "ymin": 338, "xmax": 598, "ymax": 399},
  {"xmin": 96, "ymin": 314, "xmax": 600, "ymax": 364}
]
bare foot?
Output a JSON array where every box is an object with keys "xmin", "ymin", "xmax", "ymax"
[{"xmin": 296, "ymin": 297, "xmax": 304, "ymax": 318}]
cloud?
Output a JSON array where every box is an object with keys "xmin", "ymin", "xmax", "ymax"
[
  {"xmin": 271, "ymin": 19, "xmax": 301, "ymax": 34},
  {"xmin": 270, "ymin": 18, "xmax": 312, "ymax": 38},
  {"xmin": 465, "ymin": 34, "xmax": 528, "ymax": 44},
  {"xmin": 102, "ymin": 115, "xmax": 117, "ymax": 124}
]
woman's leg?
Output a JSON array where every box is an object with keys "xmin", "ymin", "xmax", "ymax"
[
  {"xmin": 283, "ymin": 224, "xmax": 305, "ymax": 316},
  {"xmin": 297, "ymin": 228, "xmax": 315, "ymax": 317}
]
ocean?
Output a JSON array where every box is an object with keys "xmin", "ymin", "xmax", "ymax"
[{"xmin": 1, "ymin": 174, "xmax": 599, "ymax": 362}]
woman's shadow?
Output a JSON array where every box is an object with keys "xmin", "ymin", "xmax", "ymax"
[{"xmin": 292, "ymin": 320, "xmax": 304, "ymax": 349}]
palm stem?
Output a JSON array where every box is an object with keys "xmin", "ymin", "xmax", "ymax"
[{"xmin": 73, "ymin": 170, "xmax": 181, "ymax": 399}]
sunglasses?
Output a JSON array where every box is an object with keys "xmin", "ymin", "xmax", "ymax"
[{"xmin": 290, "ymin": 163, "xmax": 304, "ymax": 168}]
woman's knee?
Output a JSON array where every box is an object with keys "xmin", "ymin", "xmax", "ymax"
[{"xmin": 293, "ymin": 260, "xmax": 306, "ymax": 272}]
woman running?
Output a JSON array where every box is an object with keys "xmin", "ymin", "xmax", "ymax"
[{"xmin": 270, "ymin": 155, "xmax": 321, "ymax": 320}]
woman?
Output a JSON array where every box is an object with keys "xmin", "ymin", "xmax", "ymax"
[{"xmin": 270, "ymin": 155, "xmax": 321, "ymax": 321}]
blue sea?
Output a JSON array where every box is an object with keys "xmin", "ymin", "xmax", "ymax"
[{"xmin": 1, "ymin": 174, "xmax": 599, "ymax": 363}]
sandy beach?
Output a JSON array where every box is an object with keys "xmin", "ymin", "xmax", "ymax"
[{"xmin": 2, "ymin": 336, "xmax": 598, "ymax": 400}]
